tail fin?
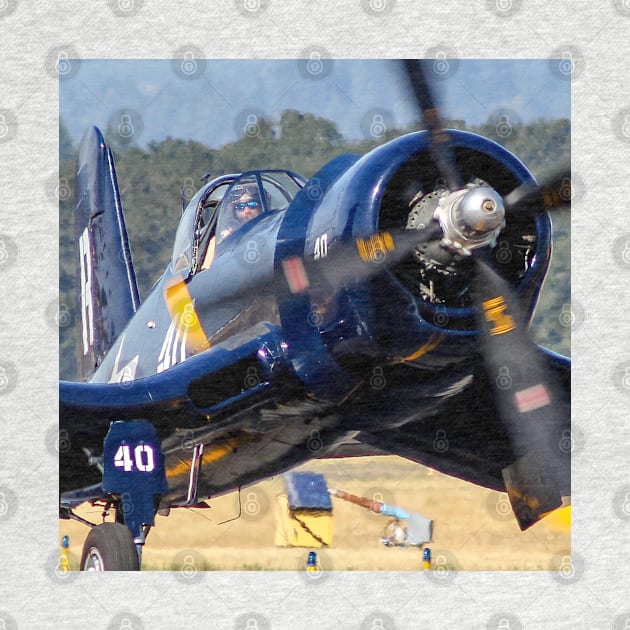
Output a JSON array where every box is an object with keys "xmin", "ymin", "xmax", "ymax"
[{"xmin": 74, "ymin": 126, "xmax": 140, "ymax": 380}]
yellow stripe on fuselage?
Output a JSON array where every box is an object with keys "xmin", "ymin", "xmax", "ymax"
[{"xmin": 164, "ymin": 276, "xmax": 211, "ymax": 354}]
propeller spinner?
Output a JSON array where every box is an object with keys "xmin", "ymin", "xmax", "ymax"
[{"xmin": 434, "ymin": 183, "xmax": 505, "ymax": 254}]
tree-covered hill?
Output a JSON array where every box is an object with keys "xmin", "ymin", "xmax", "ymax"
[{"xmin": 59, "ymin": 112, "xmax": 570, "ymax": 380}]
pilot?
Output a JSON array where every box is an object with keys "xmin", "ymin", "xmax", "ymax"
[
  {"xmin": 219, "ymin": 185, "xmax": 264, "ymax": 239},
  {"xmin": 201, "ymin": 185, "xmax": 265, "ymax": 270},
  {"xmin": 233, "ymin": 190, "xmax": 263, "ymax": 225}
]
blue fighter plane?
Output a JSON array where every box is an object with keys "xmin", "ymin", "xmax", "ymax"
[{"xmin": 59, "ymin": 61, "xmax": 571, "ymax": 570}]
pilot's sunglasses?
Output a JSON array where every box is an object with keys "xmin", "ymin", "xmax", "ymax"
[{"xmin": 234, "ymin": 200, "xmax": 260, "ymax": 210}]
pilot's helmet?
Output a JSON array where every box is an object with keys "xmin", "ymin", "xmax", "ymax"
[{"xmin": 229, "ymin": 183, "xmax": 259, "ymax": 203}]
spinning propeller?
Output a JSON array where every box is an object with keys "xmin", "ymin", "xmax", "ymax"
[
  {"xmin": 398, "ymin": 59, "xmax": 570, "ymax": 529},
  {"xmin": 281, "ymin": 60, "xmax": 571, "ymax": 529}
]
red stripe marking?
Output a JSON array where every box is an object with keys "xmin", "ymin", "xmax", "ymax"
[
  {"xmin": 282, "ymin": 257, "xmax": 310, "ymax": 294},
  {"xmin": 514, "ymin": 384, "xmax": 551, "ymax": 413}
]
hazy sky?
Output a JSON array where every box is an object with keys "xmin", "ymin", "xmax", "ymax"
[{"xmin": 60, "ymin": 59, "xmax": 570, "ymax": 148}]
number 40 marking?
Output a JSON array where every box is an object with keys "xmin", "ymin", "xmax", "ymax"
[{"xmin": 114, "ymin": 444, "xmax": 155, "ymax": 473}]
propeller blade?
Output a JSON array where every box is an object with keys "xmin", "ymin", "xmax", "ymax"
[
  {"xmin": 401, "ymin": 59, "xmax": 465, "ymax": 191},
  {"xmin": 280, "ymin": 223, "xmax": 443, "ymax": 295},
  {"xmin": 471, "ymin": 256, "xmax": 568, "ymax": 529},
  {"xmin": 504, "ymin": 168, "xmax": 572, "ymax": 219}
]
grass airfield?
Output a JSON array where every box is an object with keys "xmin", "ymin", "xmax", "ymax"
[{"xmin": 60, "ymin": 455, "xmax": 570, "ymax": 571}]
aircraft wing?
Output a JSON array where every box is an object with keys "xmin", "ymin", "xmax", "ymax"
[{"xmin": 60, "ymin": 321, "xmax": 297, "ymax": 494}]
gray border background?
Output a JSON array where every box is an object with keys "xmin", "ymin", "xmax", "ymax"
[{"xmin": 0, "ymin": 1, "xmax": 629, "ymax": 628}]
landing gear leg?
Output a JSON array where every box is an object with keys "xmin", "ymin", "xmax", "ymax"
[{"xmin": 76, "ymin": 419, "xmax": 168, "ymax": 571}]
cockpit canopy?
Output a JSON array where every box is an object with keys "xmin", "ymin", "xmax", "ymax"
[{"xmin": 171, "ymin": 169, "xmax": 306, "ymax": 275}]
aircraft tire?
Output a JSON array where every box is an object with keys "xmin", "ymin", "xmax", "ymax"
[{"xmin": 80, "ymin": 522, "xmax": 140, "ymax": 571}]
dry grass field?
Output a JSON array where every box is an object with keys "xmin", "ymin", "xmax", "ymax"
[{"xmin": 60, "ymin": 456, "xmax": 570, "ymax": 571}]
